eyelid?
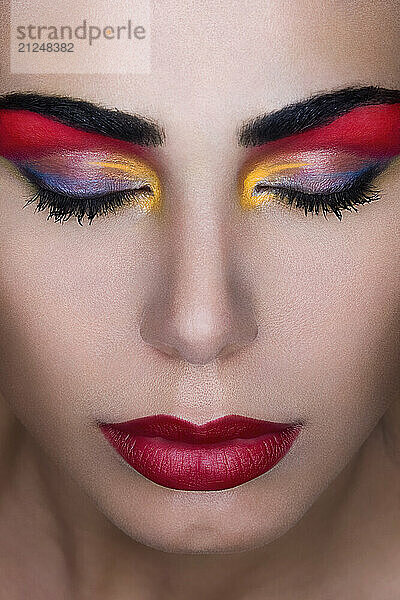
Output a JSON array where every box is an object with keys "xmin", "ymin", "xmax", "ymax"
[
  {"xmin": 241, "ymin": 161, "xmax": 308, "ymax": 210},
  {"xmin": 238, "ymin": 151, "xmax": 391, "ymax": 213},
  {"xmin": 5, "ymin": 150, "xmax": 163, "ymax": 212},
  {"xmin": 86, "ymin": 156, "xmax": 162, "ymax": 210},
  {"xmin": 87, "ymin": 157, "xmax": 159, "ymax": 180}
]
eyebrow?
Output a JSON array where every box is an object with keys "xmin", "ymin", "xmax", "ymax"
[
  {"xmin": 238, "ymin": 86, "xmax": 400, "ymax": 147},
  {"xmin": 0, "ymin": 92, "xmax": 165, "ymax": 147}
]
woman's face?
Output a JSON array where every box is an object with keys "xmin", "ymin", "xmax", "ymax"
[{"xmin": 0, "ymin": 1, "xmax": 399, "ymax": 554}]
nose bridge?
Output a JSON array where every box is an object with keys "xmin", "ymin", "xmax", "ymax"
[
  {"xmin": 169, "ymin": 197, "xmax": 232, "ymax": 337},
  {"xmin": 172, "ymin": 174, "xmax": 229, "ymax": 302},
  {"xmin": 139, "ymin": 160, "xmax": 258, "ymax": 365}
]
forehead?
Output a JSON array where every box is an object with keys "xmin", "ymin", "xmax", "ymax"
[{"xmin": 0, "ymin": 0, "xmax": 399, "ymax": 138}]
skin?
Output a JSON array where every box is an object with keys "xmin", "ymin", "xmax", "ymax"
[{"xmin": 0, "ymin": 0, "xmax": 400, "ymax": 598}]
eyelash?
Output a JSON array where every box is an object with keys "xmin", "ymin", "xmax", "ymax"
[
  {"xmin": 22, "ymin": 163, "xmax": 384, "ymax": 225},
  {"xmin": 23, "ymin": 185, "xmax": 153, "ymax": 226},
  {"xmin": 252, "ymin": 166, "xmax": 383, "ymax": 220}
]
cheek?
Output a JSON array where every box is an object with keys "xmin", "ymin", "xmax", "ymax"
[
  {"xmin": 0, "ymin": 176, "xmax": 162, "ymax": 433},
  {"xmin": 224, "ymin": 185, "xmax": 400, "ymax": 526},
  {"xmin": 236, "ymin": 181, "xmax": 400, "ymax": 431}
]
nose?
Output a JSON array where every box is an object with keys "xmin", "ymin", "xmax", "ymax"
[
  {"xmin": 139, "ymin": 201, "xmax": 258, "ymax": 366},
  {"xmin": 140, "ymin": 277, "xmax": 258, "ymax": 365}
]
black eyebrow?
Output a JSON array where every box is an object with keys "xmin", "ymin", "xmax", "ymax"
[
  {"xmin": 238, "ymin": 86, "xmax": 400, "ymax": 147},
  {"xmin": 0, "ymin": 91, "xmax": 165, "ymax": 147}
]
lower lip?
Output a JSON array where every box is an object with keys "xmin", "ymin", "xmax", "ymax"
[{"xmin": 99, "ymin": 424, "xmax": 302, "ymax": 491}]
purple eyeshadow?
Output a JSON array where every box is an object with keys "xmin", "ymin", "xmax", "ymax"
[
  {"xmin": 20, "ymin": 162, "xmax": 137, "ymax": 197},
  {"xmin": 253, "ymin": 156, "xmax": 390, "ymax": 195}
]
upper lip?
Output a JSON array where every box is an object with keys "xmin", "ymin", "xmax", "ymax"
[{"xmin": 98, "ymin": 414, "xmax": 302, "ymax": 445}]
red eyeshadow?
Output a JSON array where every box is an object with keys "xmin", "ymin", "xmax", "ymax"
[
  {"xmin": 0, "ymin": 109, "xmax": 152, "ymax": 161},
  {"xmin": 248, "ymin": 103, "xmax": 400, "ymax": 159}
]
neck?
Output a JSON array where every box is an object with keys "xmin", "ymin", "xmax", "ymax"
[{"xmin": 1, "ymin": 400, "xmax": 399, "ymax": 600}]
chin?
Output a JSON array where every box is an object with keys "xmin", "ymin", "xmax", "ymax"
[
  {"xmin": 121, "ymin": 518, "xmax": 298, "ymax": 555},
  {"xmin": 98, "ymin": 490, "xmax": 309, "ymax": 555}
]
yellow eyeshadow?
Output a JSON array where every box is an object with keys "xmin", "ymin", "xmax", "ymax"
[
  {"xmin": 88, "ymin": 158, "xmax": 162, "ymax": 213},
  {"xmin": 240, "ymin": 162, "xmax": 307, "ymax": 210}
]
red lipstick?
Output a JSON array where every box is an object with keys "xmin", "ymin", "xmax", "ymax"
[{"xmin": 98, "ymin": 414, "xmax": 302, "ymax": 491}]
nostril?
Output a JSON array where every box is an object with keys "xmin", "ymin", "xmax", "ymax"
[{"xmin": 139, "ymin": 296, "xmax": 258, "ymax": 366}]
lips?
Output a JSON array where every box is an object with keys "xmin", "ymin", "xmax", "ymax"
[{"xmin": 98, "ymin": 414, "xmax": 302, "ymax": 491}]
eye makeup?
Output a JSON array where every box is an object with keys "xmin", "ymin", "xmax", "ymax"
[
  {"xmin": 240, "ymin": 103, "xmax": 400, "ymax": 217},
  {"xmin": 0, "ymin": 109, "xmax": 153, "ymax": 160},
  {"xmin": 1, "ymin": 101, "xmax": 399, "ymax": 225},
  {"xmin": 0, "ymin": 109, "xmax": 162, "ymax": 222},
  {"xmin": 16, "ymin": 151, "xmax": 161, "ymax": 212},
  {"xmin": 246, "ymin": 103, "xmax": 400, "ymax": 159},
  {"xmin": 240, "ymin": 150, "xmax": 390, "ymax": 211}
]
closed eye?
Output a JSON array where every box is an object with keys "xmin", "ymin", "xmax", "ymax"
[
  {"xmin": 22, "ymin": 184, "xmax": 157, "ymax": 226},
  {"xmin": 248, "ymin": 163, "xmax": 384, "ymax": 220}
]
